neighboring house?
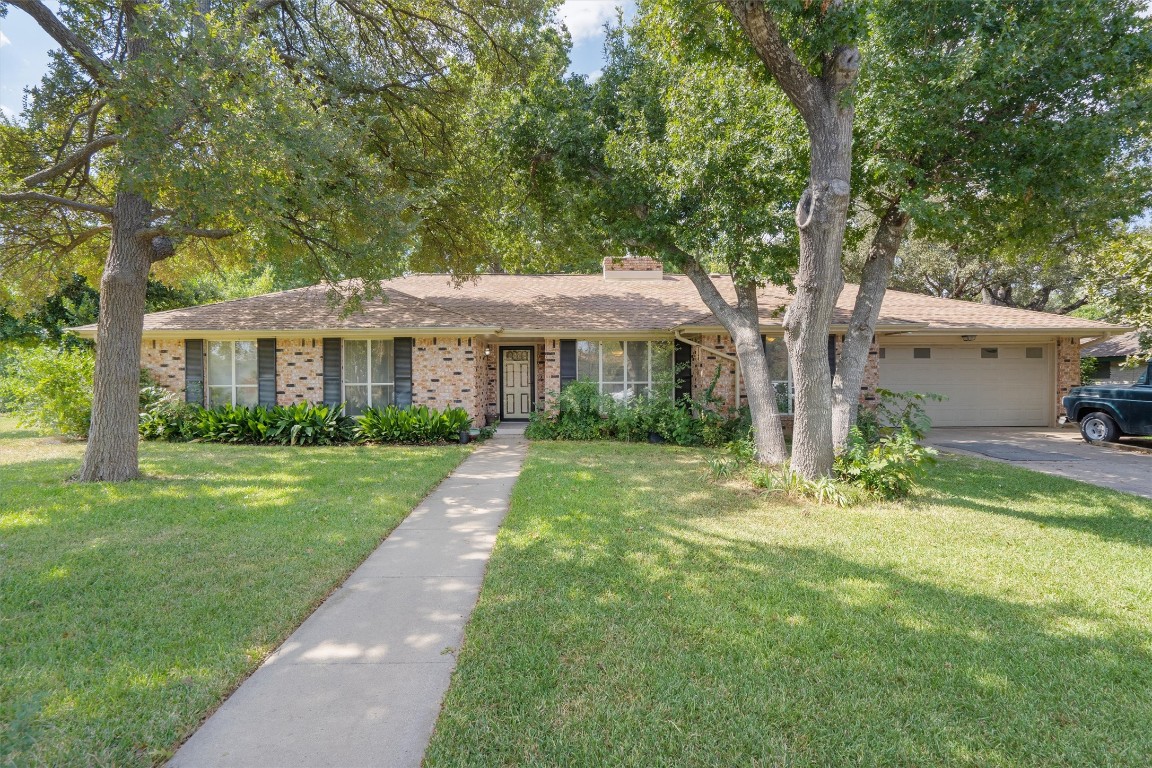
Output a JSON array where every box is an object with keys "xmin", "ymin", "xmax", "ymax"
[
  {"xmin": 72, "ymin": 257, "xmax": 1127, "ymax": 428},
  {"xmin": 1081, "ymin": 330, "xmax": 1149, "ymax": 384}
]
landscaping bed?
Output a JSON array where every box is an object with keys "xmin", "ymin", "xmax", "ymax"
[
  {"xmin": 0, "ymin": 417, "xmax": 467, "ymax": 766},
  {"xmin": 427, "ymin": 442, "xmax": 1152, "ymax": 766}
]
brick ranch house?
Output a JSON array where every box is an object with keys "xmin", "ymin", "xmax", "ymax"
[{"xmin": 74, "ymin": 257, "xmax": 1126, "ymax": 429}]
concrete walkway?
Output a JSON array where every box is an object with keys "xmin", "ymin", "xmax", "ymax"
[
  {"xmin": 926, "ymin": 427, "xmax": 1152, "ymax": 500},
  {"xmin": 169, "ymin": 424, "xmax": 528, "ymax": 768}
]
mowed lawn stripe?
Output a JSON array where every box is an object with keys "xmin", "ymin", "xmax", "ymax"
[
  {"xmin": 0, "ymin": 418, "xmax": 467, "ymax": 767},
  {"xmin": 426, "ymin": 441, "xmax": 1152, "ymax": 767}
]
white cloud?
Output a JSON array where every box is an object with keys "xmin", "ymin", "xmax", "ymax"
[
  {"xmin": 0, "ymin": 31, "xmax": 12, "ymax": 47},
  {"xmin": 557, "ymin": 0, "xmax": 619, "ymax": 43}
]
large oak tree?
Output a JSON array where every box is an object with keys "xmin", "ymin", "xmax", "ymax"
[
  {"xmin": 0, "ymin": 0, "xmax": 552, "ymax": 481},
  {"xmin": 833, "ymin": 0, "xmax": 1152, "ymax": 445}
]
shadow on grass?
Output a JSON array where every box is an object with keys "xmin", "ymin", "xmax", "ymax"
[
  {"xmin": 428, "ymin": 445, "xmax": 1152, "ymax": 767},
  {"xmin": 923, "ymin": 457, "xmax": 1152, "ymax": 548},
  {"xmin": 1, "ymin": 440, "xmax": 465, "ymax": 767}
]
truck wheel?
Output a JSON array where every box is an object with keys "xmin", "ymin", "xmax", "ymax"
[{"xmin": 1080, "ymin": 412, "xmax": 1121, "ymax": 443}]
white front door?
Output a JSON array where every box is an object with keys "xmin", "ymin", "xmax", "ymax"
[{"xmin": 502, "ymin": 348, "xmax": 533, "ymax": 419}]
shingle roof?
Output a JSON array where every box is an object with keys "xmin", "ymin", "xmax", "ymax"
[
  {"xmin": 96, "ymin": 283, "xmax": 494, "ymax": 333},
  {"xmin": 70, "ymin": 273, "xmax": 1127, "ymax": 337},
  {"xmin": 1082, "ymin": 330, "xmax": 1148, "ymax": 358}
]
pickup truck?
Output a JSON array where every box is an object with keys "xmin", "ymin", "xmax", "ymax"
[{"xmin": 1062, "ymin": 362, "xmax": 1152, "ymax": 442}]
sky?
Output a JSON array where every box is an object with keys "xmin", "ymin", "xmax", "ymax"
[{"xmin": 0, "ymin": 0, "xmax": 633, "ymax": 120}]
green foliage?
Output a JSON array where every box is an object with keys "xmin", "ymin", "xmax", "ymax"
[
  {"xmin": 139, "ymin": 400, "xmax": 472, "ymax": 445},
  {"xmin": 0, "ymin": 345, "xmax": 95, "ymax": 437},
  {"xmin": 835, "ymin": 425, "xmax": 938, "ymax": 500},
  {"xmin": 848, "ymin": 0, "xmax": 1152, "ymax": 306},
  {"xmin": 1081, "ymin": 356, "xmax": 1101, "ymax": 382},
  {"xmin": 355, "ymin": 405, "xmax": 473, "ymax": 444},
  {"xmin": 138, "ymin": 388, "xmax": 201, "ymax": 442},
  {"xmin": 182, "ymin": 403, "xmax": 354, "ymax": 446},
  {"xmin": 526, "ymin": 381, "xmax": 612, "ymax": 441},
  {"xmin": 527, "ymin": 381, "xmax": 745, "ymax": 447},
  {"xmin": 856, "ymin": 388, "xmax": 944, "ymax": 443},
  {"xmin": 1, "ymin": 0, "xmax": 558, "ymax": 306},
  {"xmin": 1086, "ymin": 228, "xmax": 1152, "ymax": 363},
  {"xmin": 497, "ymin": 10, "xmax": 805, "ymax": 280},
  {"xmin": 750, "ymin": 467, "xmax": 857, "ymax": 508}
]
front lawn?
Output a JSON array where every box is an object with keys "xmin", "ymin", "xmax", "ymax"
[
  {"xmin": 0, "ymin": 417, "xmax": 466, "ymax": 767},
  {"xmin": 427, "ymin": 442, "xmax": 1152, "ymax": 767}
]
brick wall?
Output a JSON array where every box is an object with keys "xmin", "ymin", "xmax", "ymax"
[
  {"xmin": 691, "ymin": 334, "xmax": 741, "ymax": 410},
  {"xmin": 534, "ymin": 342, "xmax": 546, "ymax": 413},
  {"xmin": 141, "ymin": 339, "xmax": 186, "ymax": 397},
  {"xmin": 276, "ymin": 338, "xmax": 324, "ymax": 404},
  {"xmin": 1056, "ymin": 337, "xmax": 1081, "ymax": 418},
  {"xmin": 602, "ymin": 255, "xmax": 663, "ymax": 272},
  {"xmin": 542, "ymin": 339, "xmax": 562, "ymax": 407},
  {"xmin": 412, "ymin": 336, "xmax": 484, "ymax": 423},
  {"xmin": 833, "ymin": 336, "xmax": 880, "ymax": 406},
  {"xmin": 474, "ymin": 339, "xmax": 499, "ymax": 425}
]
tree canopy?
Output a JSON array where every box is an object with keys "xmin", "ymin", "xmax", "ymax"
[{"xmin": 0, "ymin": 0, "xmax": 555, "ymax": 480}]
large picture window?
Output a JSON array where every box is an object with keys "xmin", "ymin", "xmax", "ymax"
[
  {"xmin": 206, "ymin": 340, "xmax": 259, "ymax": 407},
  {"xmin": 575, "ymin": 340, "xmax": 674, "ymax": 399},
  {"xmin": 343, "ymin": 339, "xmax": 395, "ymax": 415},
  {"xmin": 763, "ymin": 337, "xmax": 793, "ymax": 414}
]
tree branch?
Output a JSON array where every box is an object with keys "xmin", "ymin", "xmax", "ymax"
[
  {"xmin": 134, "ymin": 225, "xmax": 236, "ymax": 240},
  {"xmin": 7, "ymin": 0, "xmax": 114, "ymax": 85},
  {"xmin": 0, "ymin": 190, "xmax": 113, "ymax": 216},
  {"xmin": 245, "ymin": 0, "xmax": 288, "ymax": 22},
  {"xmin": 673, "ymin": 246, "xmax": 747, "ymax": 330},
  {"xmin": 722, "ymin": 0, "xmax": 821, "ymax": 122},
  {"xmin": 22, "ymin": 135, "xmax": 123, "ymax": 187}
]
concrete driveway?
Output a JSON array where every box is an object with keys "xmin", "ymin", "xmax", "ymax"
[{"xmin": 924, "ymin": 427, "xmax": 1152, "ymax": 500}]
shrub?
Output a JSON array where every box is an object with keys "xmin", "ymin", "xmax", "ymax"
[
  {"xmin": 355, "ymin": 404, "xmax": 472, "ymax": 443},
  {"xmin": 526, "ymin": 381, "xmax": 612, "ymax": 440},
  {"xmin": 0, "ymin": 345, "xmax": 95, "ymax": 437},
  {"xmin": 138, "ymin": 387, "xmax": 201, "ymax": 441},
  {"xmin": 527, "ymin": 381, "xmax": 746, "ymax": 447},
  {"xmin": 857, "ymin": 388, "xmax": 944, "ymax": 442},
  {"xmin": 834, "ymin": 425, "xmax": 938, "ymax": 499}
]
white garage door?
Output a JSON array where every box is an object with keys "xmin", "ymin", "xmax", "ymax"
[{"xmin": 878, "ymin": 345, "xmax": 1051, "ymax": 427}]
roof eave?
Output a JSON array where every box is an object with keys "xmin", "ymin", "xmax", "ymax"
[{"xmin": 77, "ymin": 326, "xmax": 503, "ymax": 341}]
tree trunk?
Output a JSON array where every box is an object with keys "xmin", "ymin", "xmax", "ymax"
[
  {"xmin": 831, "ymin": 202, "xmax": 909, "ymax": 447},
  {"xmin": 785, "ymin": 116, "xmax": 853, "ymax": 479},
  {"xmin": 730, "ymin": 319, "xmax": 789, "ymax": 465},
  {"xmin": 678, "ymin": 256, "xmax": 788, "ymax": 465},
  {"xmin": 79, "ymin": 192, "xmax": 153, "ymax": 482},
  {"xmin": 720, "ymin": 0, "xmax": 861, "ymax": 480}
]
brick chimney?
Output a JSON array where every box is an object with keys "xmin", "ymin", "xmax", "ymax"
[{"xmin": 602, "ymin": 255, "xmax": 664, "ymax": 280}]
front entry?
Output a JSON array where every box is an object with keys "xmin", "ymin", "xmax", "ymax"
[{"xmin": 501, "ymin": 347, "xmax": 534, "ymax": 420}]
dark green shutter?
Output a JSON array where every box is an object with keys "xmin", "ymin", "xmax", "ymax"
[
  {"xmin": 674, "ymin": 339, "xmax": 692, "ymax": 403},
  {"xmin": 257, "ymin": 338, "xmax": 277, "ymax": 406},
  {"xmin": 394, "ymin": 337, "xmax": 413, "ymax": 407},
  {"xmin": 323, "ymin": 338, "xmax": 342, "ymax": 406},
  {"xmin": 560, "ymin": 340, "xmax": 576, "ymax": 388},
  {"xmin": 185, "ymin": 339, "xmax": 205, "ymax": 405}
]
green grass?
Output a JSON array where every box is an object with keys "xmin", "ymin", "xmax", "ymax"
[
  {"xmin": 426, "ymin": 442, "xmax": 1152, "ymax": 767},
  {"xmin": 0, "ymin": 417, "xmax": 466, "ymax": 767}
]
